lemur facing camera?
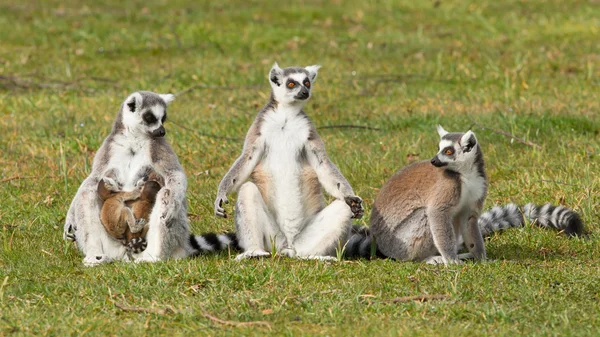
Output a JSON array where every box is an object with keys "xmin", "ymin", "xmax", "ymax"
[
  {"xmin": 214, "ymin": 63, "xmax": 364, "ymax": 261},
  {"xmin": 344, "ymin": 126, "xmax": 584, "ymax": 264},
  {"xmin": 97, "ymin": 167, "xmax": 165, "ymax": 253},
  {"xmin": 64, "ymin": 91, "xmax": 237, "ymax": 266}
]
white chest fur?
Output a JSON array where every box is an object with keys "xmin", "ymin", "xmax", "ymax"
[
  {"xmin": 258, "ymin": 107, "xmax": 311, "ymax": 221},
  {"xmin": 458, "ymin": 171, "xmax": 486, "ymax": 210},
  {"xmin": 106, "ymin": 134, "xmax": 153, "ymax": 189}
]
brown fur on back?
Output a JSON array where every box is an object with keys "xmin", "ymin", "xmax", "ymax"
[
  {"xmin": 373, "ymin": 161, "xmax": 461, "ymax": 220},
  {"xmin": 370, "ymin": 160, "xmax": 462, "ymax": 261}
]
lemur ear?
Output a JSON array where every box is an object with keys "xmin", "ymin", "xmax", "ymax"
[
  {"xmin": 125, "ymin": 92, "xmax": 143, "ymax": 113},
  {"xmin": 269, "ymin": 62, "xmax": 283, "ymax": 87},
  {"xmin": 159, "ymin": 94, "xmax": 175, "ymax": 105},
  {"xmin": 437, "ymin": 125, "xmax": 448, "ymax": 138},
  {"xmin": 461, "ymin": 130, "xmax": 477, "ymax": 152},
  {"xmin": 305, "ymin": 65, "xmax": 321, "ymax": 82}
]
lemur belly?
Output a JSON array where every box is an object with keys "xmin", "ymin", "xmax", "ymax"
[
  {"xmin": 105, "ymin": 135, "xmax": 153, "ymax": 190},
  {"xmin": 258, "ymin": 110, "xmax": 314, "ymax": 235}
]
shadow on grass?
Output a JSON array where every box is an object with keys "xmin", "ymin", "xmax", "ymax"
[{"xmin": 486, "ymin": 242, "xmax": 566, "ymax": 261}]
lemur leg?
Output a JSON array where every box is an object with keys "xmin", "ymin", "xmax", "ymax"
[
  {"xmin": 137, "ymin": 188, "xmax": 188, "ymax": 262},
  {"xmin": 71, "ymin": 185, "xmax": 126, "ymax": 266},
  {"xmin": 234, "ymin": 182, "xmax": 280, "ymax": 260},
  {"xmin": 426, "ymin": 208, "xmax": 460, "ymax": 264},
  {"xmin": 460, "ymin": 213, "xmax": 486, "ymax": 261},
  {"xmin": 291, "ymin": 200, "xmax": 353, "ymax": 259}
]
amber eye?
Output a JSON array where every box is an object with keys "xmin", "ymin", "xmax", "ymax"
[
  {"xmin": 445, "ymin": 149, "xmax": 453, "ymax": 155},
  {"xmin": 305, "ymin": 81, "xmax": 310, "ymax": 87},
  {"xmin": 287, "ymin": 82, "xmax": 295, "ymax": 88}
]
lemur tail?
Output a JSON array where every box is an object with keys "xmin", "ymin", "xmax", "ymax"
[
  {"xmin": 343, "ymin": 225, "xmax": 385, "ymax": 259},
  {"xmin": 189, "ymin": 232, "xmax": 239, "ymax": 257},
  {"xmin": 478, "ymin": 203, "xmax": 584, "ymax": 237}
]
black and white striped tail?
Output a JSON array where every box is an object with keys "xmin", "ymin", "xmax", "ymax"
[
  {"xmin": 523, "ymin": 203, "xmax": 584, "ymax": 237},
  {"xmin": 478, "ymin": 203, "xmax": 584, "ymax": 237},
  {"xmin": 189, "ymin": 232, "xmax": 239, "ymax": 257},
  {"xmin": 343, "ymin": 225, "xmax": 385, "ymax": 259}
]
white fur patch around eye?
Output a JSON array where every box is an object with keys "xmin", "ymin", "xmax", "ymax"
[
  {"xmin": 289, "ymin": 73, "xmax": 309, "ymax": 83},
  {"xmin": 438, "ymin": 140, "xmax": 454, "ymax": 151}
]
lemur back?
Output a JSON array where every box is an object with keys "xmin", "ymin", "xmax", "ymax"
[
  {"xmin": 369, "ymin": 126, "xmax": 487, "ymax": 264},
  {"xmin": 345, "ymin": 126, "xmax": 585, "ymax": 263}
]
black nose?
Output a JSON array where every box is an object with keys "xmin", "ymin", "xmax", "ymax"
[
  {"xmin": 151, "ymin": 126, "xmax": 166, "ymax": 138},
  {"xmin": 431, "ymin": 156, "xmax": 446, "ymax": 167},
  {"xmin": 295, "ymin": 88, "xmax": 310, "ymax": 100}
]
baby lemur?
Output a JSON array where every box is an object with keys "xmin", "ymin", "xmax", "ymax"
[
  {"xmin": 97, "ymin": 168, "xmax": 165, "ymax": 252},
  {"xmin": 215, "ymin": 62, "xmax": 364, "ymax": 261},
  {"xmin": 344, "ymin": 126, "xmax": 584, "ymax": 264}
]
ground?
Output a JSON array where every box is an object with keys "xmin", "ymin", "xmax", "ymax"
[{"xmin": 0, "ymin": 0, "xmax": 599, "ymax": 336}]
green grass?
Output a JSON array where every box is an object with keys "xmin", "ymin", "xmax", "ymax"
[{"xmin": 1, "ymin": 0, "xmax": 599, "ymax": 335}]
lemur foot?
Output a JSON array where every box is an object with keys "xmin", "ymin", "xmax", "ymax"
[
  {"xmin": 102, "ymin": 177, "xmax": 121, "ymax": 192},
  {"xmin": 235, "ymin": 249, "xmax": 271, "ymax": 261},
  {"xmin": 135, "ymin": 252, "xmax": 160, "ymax": 263},
  {"xmin": 130, "ymin": 218, "xmax": 146, "ymax": 233},
  {"xmin": 280, "ymin": 248, "xmax": 296, "ymax": 258},
  {"xmin": 63, "ymin": 224, "xmax": 76, "ymax": 242},
  {"xmin": 425, "ymin": 256, "xmax": 463, "ymax": 265},
  {"xmin": 344, "ymin": 196, "xmax": 364, "ymax": 219},
  {"xmin": 83, "ymin": 254, "xmax": 112, "ymax": 267},
  {"xmin": 126, "ymin": 237, "xmax": 148, "ymax": 254}
]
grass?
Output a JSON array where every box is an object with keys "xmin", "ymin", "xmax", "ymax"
[{"xmin": 0, "ymin": 0, "xmax": 599, "ymax": 335}]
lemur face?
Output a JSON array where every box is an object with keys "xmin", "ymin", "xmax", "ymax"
[
  {"xmin": 269, "ymin": 63, "xmax": 321, "ymax": 105},
  {"xmin": 121, "ymin": 91, "xmax": 174, "ymax": 138},
  {"xmin": 431, "ymin": 125, "xmax": 478, "ymax": 169}
]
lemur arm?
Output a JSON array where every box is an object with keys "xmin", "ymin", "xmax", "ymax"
[
  {"xmin": 305, "ymin": 126, "xmax": 364, "ymax": 218},
  {"xmin": 214, "ymin": 120, "xmax": 264, "ymax": 218},
  {"xmin": 305, "ymin": 130, "xmax": 353, "ymax": 198}
]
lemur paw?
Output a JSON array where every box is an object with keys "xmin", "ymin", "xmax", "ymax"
[
  {"xmin": 63, "ymin": 224, "xmax": 76, "ymax": 242},
  {"xmin": 344, "ymin": 196, "xmax": 364, "ymax": 219},
  {"xmin": 280, "ymin": 248, "xmax": 296, "ymax": 258},
  {"xmin": 235, "ymin": 249, "xmax": 271, "ymax": 261},
  {"xmin": 214, "ymin": 194, "xmax": 229, "ymax": 218},
  {"xmin": 126, "ymin": 238, "xmax": 148, "ymax": 254},
  {"xmin": 425, "ymin": 256, "xmax": 463, "ymax": 265},
  {"xmin": 134, "ymin": 176, "xmax": 148, "ymax": 189},
  {"xmin": 102, "ymin": 177, "xmax": 121, "ymax": 192},
  {"xmin": 135, "ymin": 252, "xmax": 160, "ymax": 263},
  {"xmin": 130, "ymin": 218, "xmax": 146, "ymax": 233},
  {"xmin": 83, "ymin": 254, "xmax": 112, "ymax": 267}
]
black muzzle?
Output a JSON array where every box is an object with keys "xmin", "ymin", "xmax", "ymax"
[
  {"xmin": 295, "ymin": 88, "xmax": 310, "ymax": 100},
  {"xmin": 431, "ymin": 155, "xmax": 447, "ymax": 167},
  {"xmin": 151, "ymin": 125, "xmax": 166, "ymax": 138}
]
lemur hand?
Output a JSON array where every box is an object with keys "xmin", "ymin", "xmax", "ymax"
[
  {"xmin": 214, "ymin": 193, "xmax": 229, "ymax": 218},
  {"xmin": 134, "ymin": 175, "xmax": 149, "ymax": 189},
  {"xmin": 102, "ymin": 177, "xmax": 121, "ymax": 192},
  {"xmin": 344, "ymin": 196, "xmax": 364, "ymax": 219}
]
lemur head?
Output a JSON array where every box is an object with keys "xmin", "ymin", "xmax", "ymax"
[
  {"xmin": 121, "ymin": 91, "xmax": 174, "ymax": 138},
  {"xmin": 268, "ymin": 62, "xmax": 321, "ymax": 106},
  {"xmin": 431, "ymin": 125, "xmax": 479, "ymax": 171}
]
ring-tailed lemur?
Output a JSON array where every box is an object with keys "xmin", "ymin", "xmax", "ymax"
[
  {"xmin": 96, "ymin": 167, "xmax": 165, "ymax": 253},
  {"xmin": 63, "ymin": 91, "xmax": 236, "ymax": 266},
  {"xmin": 344, "ymin": 126, "xmax": 585, "ymax": 264},
  {"xmin": 214, "ymin": 63, "xmax": 364, "ymax": 261}
]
